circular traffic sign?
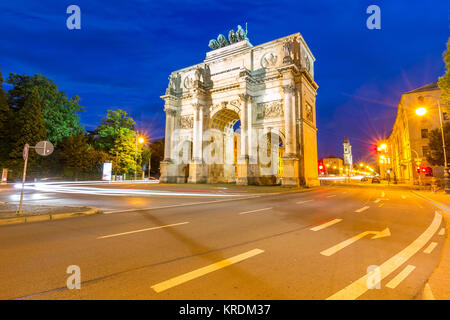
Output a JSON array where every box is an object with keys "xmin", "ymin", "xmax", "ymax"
[{"xmin": 35, "ymin": 141, "xmax": 54, "ymax": 156}]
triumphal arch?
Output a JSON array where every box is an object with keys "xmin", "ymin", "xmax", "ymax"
[{"xmin": 160, "ymin": 27, "xmax": 319, "ymax": 186}]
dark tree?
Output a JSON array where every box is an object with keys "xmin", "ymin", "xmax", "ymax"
[
  {"xmin": 8, "ymin": 87, "xmax": 47, "ymax": 175},
  {"xmin": 427, "ymin": 123, "xmax": 450, "ymax": 166}
]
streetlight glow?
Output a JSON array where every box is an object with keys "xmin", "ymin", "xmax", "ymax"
[{"xmin": 415, "ymin": 107, "xmax": 427, "ymax": 116}]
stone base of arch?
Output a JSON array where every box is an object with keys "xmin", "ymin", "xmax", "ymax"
[
  {"xmin": 187, "ymin": 163, "xmax": 207, "ymax": 184},
  {"xmin": 281, "ymin": 157, "xmax": 300, "ymax": 186}
]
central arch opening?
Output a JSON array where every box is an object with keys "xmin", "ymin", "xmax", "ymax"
[{"xmin": 208, "ymin": 108, "xmax": 241, "ymax": 183}]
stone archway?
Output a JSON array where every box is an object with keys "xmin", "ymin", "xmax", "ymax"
[{"xmin": 206, "ymin": 107, "xmax": 241, "ymax": 183}]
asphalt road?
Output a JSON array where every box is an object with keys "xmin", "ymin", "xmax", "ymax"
[{"xmin": 0, "ymin": 183, "xmax": 446, "ymax": 300}]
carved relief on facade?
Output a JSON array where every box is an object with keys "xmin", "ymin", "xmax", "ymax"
[
  {"xmin": 261, "ymin": 52, "xmax": 278, "ymax": 68},
  {"xmin": 179, "ymin": 115, "xmax": 194, "ymax": 129},
  {"xmin": 256, "ymin": 100, "xmax": 284, "ymax": 120},
  {"xmin": 305, "ymin": 103, "xmax": 313, "ymax": 122}
]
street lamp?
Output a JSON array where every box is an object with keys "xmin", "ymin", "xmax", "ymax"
[
  {"xmin": 415, "ymin": 104, "xmax": 449, "ymax": 193},
  {"xmin": 135, "ymin": 134, "xmax": 145, "ymax": 180}
]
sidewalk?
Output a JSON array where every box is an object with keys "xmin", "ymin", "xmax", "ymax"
[
  {"xmin": 0, "ymin": 202, "xmax": 100, "ymax": 226},
  {"xmin": 412, "ymin": 191, "xmax": 450, "ymax": 300}
]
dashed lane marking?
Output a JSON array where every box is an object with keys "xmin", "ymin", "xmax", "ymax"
[
  {"xmin": 97, "ymin": 222, "xmax": 189, "ymax": 239},
  {"xmin": 355, "ymin": 206, "xmax": 370, "ymax": 213},
  {"xmin": 239, "ymin": 207, "xmax": 272, "ymax": 215},
  {"xmin": 439, "ymin": 228, "xmax": 445, "ymax": 236},
  {"xmin": 326, "ymin": 195, "xmax": 337, "ymax": 198},
  {"xmin": 296, "ymin": 200, "xmax": 313, "ymax": 204},
  {"xmin": 310, "ymin": 219, "xmax": 342, "ymax": 231},
  {"xmin": 374, "ymin": 199, "xmax": 381, "ymax": 203},
  {"xmin": 151, "ymin": 249, "xmax": 264, "ymax": 293},
  {"xmin": 423, "ymin": 242, "xmax": 438, "ymax": 254},
  {"xmin": 386, "ymin": 265, "xmax": 416, "ymax": 289}
]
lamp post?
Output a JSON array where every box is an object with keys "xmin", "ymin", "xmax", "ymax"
[
  {"xmin": 135, "ymin": 134, "xmax": 144, "ymax": 181},
  {"xmin": 416, "ymin": 103, "xmax": 449, "ymax": 193}
]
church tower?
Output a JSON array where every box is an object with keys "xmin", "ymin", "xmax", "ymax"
[{"xmin": 343, "ymin": 136, "xmax": 353, "ymax": 169}]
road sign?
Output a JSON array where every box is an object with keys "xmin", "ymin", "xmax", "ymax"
[
  {"xmin": 35, "ymin": 141, "xmax": 54, "ymax": 156},
  {"xmin": 23, "ymin": 144, "xmax": 29, "ymax": 160}
]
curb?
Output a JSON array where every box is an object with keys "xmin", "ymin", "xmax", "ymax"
[
  {"xmin": 411, "ymin": 191, "xmax": 449, "ymax": 300},
  {"xmin": 0, "ymin": 207, "xmax": 102, "ymax": 226}
]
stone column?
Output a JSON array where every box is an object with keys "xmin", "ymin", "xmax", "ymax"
[
  {"xmin": 281, "ymin": 84, "xmax": 299, "ymax": 186},
  {"xmin": 282, "ymin": 84, "xmax": 296, "ymax": 156},
  {"xmin": 239, "ymin": 94, "xmax": 248, "ymax": 159},
  {"xmin": 188, "ymin": 103, "xmax": 206, "ymax": 183},
  {"xmin": 192, "ymin": 103, "xmax": 203, "ymax": 163},
  {"xmin": 163, "ymin": 108, "xmax": 175, "ymax": 161},
  {"xmin": 160, "ymin": 107, "xmax": 176, "ymax": 183}
]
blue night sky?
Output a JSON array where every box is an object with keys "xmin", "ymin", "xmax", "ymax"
[{"xmin": 1, "ymin": 0, "xmax": 449, "ymax": 162}]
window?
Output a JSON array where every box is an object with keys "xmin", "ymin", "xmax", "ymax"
[
  {"xmin": 422, "ymin": 146, "xmax": 430, "ymax": 157},
  {"xmin": 421, "ymin": 129, "xmax": 428, "ymax": 139}
]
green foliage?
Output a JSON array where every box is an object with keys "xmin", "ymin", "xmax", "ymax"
[
  {"xmin": 96, "ymin": 109, "xmax": 136, "ymax": 152},
  {"xmin": 438, "ymin": 38, "xmax": 450, "ymax": 106},
  {"xmin": 7, "ymin": 73, "xmax": 84, "ymax": 145},
  {"xmin": 96, "ymin": 109, "xmax": 144, "ymax": 175},
  {"xmin": 8, "ymin": 87, "xmax": 47, "ymax": 174},
  {"xmin": 59, "ymin": 132, "xmax": 108, "ymax": 179},
  {"xmin": 427, "ymin": 123, "xmax": 450, "ymax": 166}
]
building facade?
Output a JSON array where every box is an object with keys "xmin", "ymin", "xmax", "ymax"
[
  {"xmin": 322, "ymin": 156, "xmax": 344, "ymax": 175},
  {"xmin": 343, "ymin": 136, "xmax": 353, "ymax": 169},
  {"xmin": 377, "ymin": 82, "xmax": 448, "ymax": 184},
  {"xmin": 160, "ymin": 30, "xmax": 319, "ymax": 186}
]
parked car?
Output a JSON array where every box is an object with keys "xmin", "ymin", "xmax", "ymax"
[
  {"xmin": 361, "ymin": 176, "xmax": 369, "ymax": 182},
  {"xmin": 372, "ymin": 176, "xmax": 381, "ymax": 183}
]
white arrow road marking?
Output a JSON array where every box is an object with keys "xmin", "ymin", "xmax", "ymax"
[
  {"xmin": 321, "ymin": 228, "xmax": 391, "ymax": 256},
  {"xmin": 239, "ymin": 207, "xmax": 272, "ymax": 215},
  {"xmin": 374, "ymin": 199, "xmax": 381, "ymax": 203},
  {"xmin": 310, "ymin": 219, "xmax": 342, "ymax": 231},
  {"xmin": 386, "ymin": 265, "xmax": 416, "ymax": 289},
  {"xmin": 327, "ymin": 211, "xmax": 442, "ymax": 300},
  {"xmin": 97, "ymin": 222, "xmax": 189, "ymax": 239},
  {"xmin": 381, "ymin": 191, "xmax": 385, "ymax": 198},
  {"xmin": 355, "ymin": 206, "xmax": 370, "ymax": 213},
  {"xmin": 296, "ymin": 200, "xmax": 313, "ymax": 204},
  {"xmin": 151, "ymin": 249, "xmax": 264, "ymax": 293},
  {"xmin": 423, "ymin": 242, "xmax": 438, "ymax": 254}
]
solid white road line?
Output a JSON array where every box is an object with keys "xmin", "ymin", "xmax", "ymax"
[
  {"xmin": 385, "ymin": 265, "xmax": 416, "ymax": 289},
  {"xmin": 238, "ymin": 207, "xmax": 272, "ymax": 215},
  {"xmin": 327, "ymin": 211, "xmax": 442, "ymax": 300},
  {"xmin": 374, "ymin": 199, "xmax": 381, "ymax": 203},
  {"xmin": 423, "ymin": 242, "xmax": 438, "ymax": 254},
  {"xmin": 438, "ymin": 228, "xmax": 445, "ymax": 236},
  {"xmin": 355, "ymin": 206, "xmax": 370, "ymax": 213},
  {"xmin": 326, "ymin": 195, "xmax": 336, "ymax": 198},
  {"xmin": 97, "ymin": 222, "xmax": 189, "ymax": 239},
  {"xmin": 296, "ymin": 200, "xmax": 313, "ymax": 204},
  {"xmin": 151, "ymin": 249, "xmax": 264, "ymax": 293},
  {"xmin": 310, "ymin": 219, "xmax": 342, "ymax": 232}
]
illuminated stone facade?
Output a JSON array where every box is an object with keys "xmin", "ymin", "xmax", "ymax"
[
  {"xmin": 160, "ymin": 33, "xmax": 319, "ymax": 186},
  {"xmin": 377, "ymin": 82, "xmax": 448, "ymax": 184}
]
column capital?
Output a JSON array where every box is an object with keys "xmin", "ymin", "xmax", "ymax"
[
  {"xmin": 164, "ymin": 107, "xmax": 177, "ymax": 117},
  {"xmin": 282, "ymin": 84, "xmax": 296, "ymax": 95},
  {"xmin": 238, "ymin": 93, "xmax": 253, "ymax": 103}
]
